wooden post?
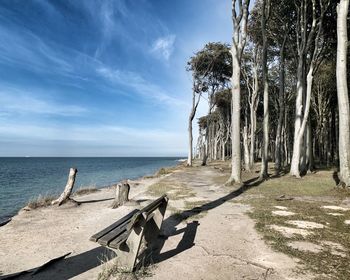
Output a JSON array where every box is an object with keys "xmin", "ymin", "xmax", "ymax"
[
  {"xmin": 111, "ymin": 181, "xmax": 130, "ymax": 209},
  {"xmin": 52, "ymin": 168, "xmax": 78, "ymax": 206}
]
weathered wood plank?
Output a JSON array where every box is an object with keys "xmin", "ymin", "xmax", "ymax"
[
  {"xmin": 109, "ymin": 231, "xmax": 130, "ymax": 249},
  {"xmin": 98, "ymin": 223, "xmax": 128, "ymax": 246},
  {"xmin": 90, "ymin": 209, "xmax": 139, "ymax": 242},
  {"xmin": 139, "ymin": 195, "xmax": 167, "ymax": 215}
]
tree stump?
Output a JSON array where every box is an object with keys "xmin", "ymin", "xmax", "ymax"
[
  {"xmin": 111, "ymin": 181, "xmax": 130, "ymax": 209},
  {"xmin": 52, "ymin": 168, "xmax": 78, "ymax": 206}
]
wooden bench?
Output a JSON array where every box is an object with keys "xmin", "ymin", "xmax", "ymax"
[{"xmin": 90, "ymin": 195, "xmax": 168, "ymax": 271}]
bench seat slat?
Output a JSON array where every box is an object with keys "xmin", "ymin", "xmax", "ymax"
[
  {"xmin": 98, "ymin": 223, "xmax": 128, "ymax": 246},
  {"xmin": 90, "ymin": 209, "xmax": 139, "ymax": 242},
  {"xmin": 139, "ymin": 195, "xmax": 167, "ymax": 215},
  {"xmin": 109, "ymin": 231, "xmax": 130, "ymax": 249}
]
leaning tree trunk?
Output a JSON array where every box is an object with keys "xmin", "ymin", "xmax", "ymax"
[
  {"xmin": 187, "ymin": 86, "xmax": 201, "ymax": 166},
  {"xmin": 336, "ymin": 0, "xmax": 350, "ymax": 187},
  {"xmin": 52, "ymin": 168, "xmax": 78, "ymax": 206},
  {"xmin": 111, "ymin": 181, "xmax": 130, "ymax": 208}
]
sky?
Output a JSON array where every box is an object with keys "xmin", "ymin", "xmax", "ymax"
[{"xmin": 0, "ymin": 0, "xmax": 232, "ymax": 157}]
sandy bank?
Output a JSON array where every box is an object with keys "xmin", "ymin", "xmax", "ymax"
[{"xmin": 0, "ymin": 163, "xmax": 309, "ymax": 280}]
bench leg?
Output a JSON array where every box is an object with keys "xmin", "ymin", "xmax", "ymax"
[
  {"xmin": 112, "ymin": 200, "xmax": 168, "ymax": 272},
  {"xmin": 143, "ymin": 200, "xmax": 167, "ymax": 250},
  {"xmin": 114, "ymin": 223, "xmax": 145, "ymax": 272}
]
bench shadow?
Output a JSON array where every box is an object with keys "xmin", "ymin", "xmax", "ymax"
[
  {"xmin": 0, "ymin": 247, "xmax": 115, "ymax": 280},
  {"xmin": 148, "ymin": 178, "xmax": 264, "ymax": 266}
]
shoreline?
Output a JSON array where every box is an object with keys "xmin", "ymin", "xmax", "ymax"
[
  {"xmin": 0, "ymin": 159, "xmax": 184, "ymax": 225},
  {"xmin": 0, "ymin": 160, "xmax": 315, "ymax": 280}
]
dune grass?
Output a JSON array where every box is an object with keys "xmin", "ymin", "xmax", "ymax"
[{"xmin": 27, "ymin": 194, "xmax": 57, "ymax": 209}]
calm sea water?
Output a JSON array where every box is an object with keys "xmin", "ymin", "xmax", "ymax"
[{"xmin": 0, "ymin": 157, "xmax": 181, "ymax": 222}]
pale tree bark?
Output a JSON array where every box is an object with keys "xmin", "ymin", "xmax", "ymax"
[
  {"xmin": 249, "ymin": 47, "xmax": 260, "ymax": 169},
  {"xmin": 275, "ymin": 35, "xmax": 287, "ymax": 175},
  {"xmin": 243, "ymin": 125, "xmax": 250, "ymax": 171},
  {"xmin": 52, "ymin": 168, "xmax": 78, "ymax": 206},
  {"xmin": 260, "ymin": 0, "xmax": 271, "ymax": 179},
  {"xmin": 227, "ymin": 0, "xmax": 250, "ymax": 185},
  {"xmin": 290, "ymin": 0, "xmax": 329, "ymax": 177},
  {"xmin": 187, "ymin": 80, "xmax": 202, "ymax": 166},
  {"xmin": 336, "ymin": 0, "xmax": 350, "ymax": 187}
]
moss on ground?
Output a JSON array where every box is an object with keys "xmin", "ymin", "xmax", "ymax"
[
  {"xmin": 237, "ymin": 169, "xmax": 350, "ymax": 280},
  {"xmin": 147, "ymin": 181, "xmax": 196, "ymax": 200}
]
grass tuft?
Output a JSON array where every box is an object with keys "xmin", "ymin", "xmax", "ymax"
[{"xmin": 27, "ymin": 194, "xmax": 57, "ymax": 209}]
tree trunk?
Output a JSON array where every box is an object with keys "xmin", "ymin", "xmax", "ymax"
[
  {"xmin": 260, "ymin": 0, "xmax": 270, "ymax": 179},
  {"xmin": 275, "ymin": 36, "xmax": 287, "ymax": 174},
  {"xmin": 336, "ymin": 0, "xmax": 350, "ymax": 187},
  {"xmin": 306, "ymin": 121, "xmax": 314, "ymax": 172},
  {"xmin": 228, "ymin": 0, "xmax": 250, "ymax": 184},
  {"xmin": 243, "ymin": 125, "xmax": 250, "ymax": 171},
  {"xmin": 111, "ymin": 181, "xmax": 130, "ymax": 208},
  {"xmin": 52, "ymin": 168, "xmax": 78, "ymax": 206},
  {"xmin": 229, "ymin": 46, "xmax": 242, "ymax": 183},
  {"xmin": 187, "ymin": 87, "xmax": 201, "ymax": 166}
]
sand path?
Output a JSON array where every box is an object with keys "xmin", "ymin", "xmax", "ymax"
[{"xmin": 0, "ymin": 165, "xmax": 309, "ymax": 280}]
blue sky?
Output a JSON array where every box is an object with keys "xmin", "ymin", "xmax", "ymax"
[{"xmin": 0, "ymin": 0, "xmax": 231, "ymax": 156}]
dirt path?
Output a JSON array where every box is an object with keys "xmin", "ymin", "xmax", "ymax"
[
  {"xmin": 146, "ymin": 166, "xmax": 306, "ymax": 280},
  {"xmin": 0, "ymin": 164, "xmax": 309, "ymax": 280}
]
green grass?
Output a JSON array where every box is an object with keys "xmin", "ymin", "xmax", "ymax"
[{"xmin": 239, "ymin": 171, "xmax": 350, "ymax": 279}]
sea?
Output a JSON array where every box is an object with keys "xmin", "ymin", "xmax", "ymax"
[{"xmin": 0, "ymin": 157, "xmax": 181, "ymax": 223}]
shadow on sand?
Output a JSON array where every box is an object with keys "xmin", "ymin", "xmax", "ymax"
[{"xmin": 1, "ymin": 174, "xmax": 281, "ymax": 279}]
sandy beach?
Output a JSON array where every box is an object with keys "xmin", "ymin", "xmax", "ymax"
[{"xmin": 0, "ymin": 161, "xmax": 315, "ymax": 280}]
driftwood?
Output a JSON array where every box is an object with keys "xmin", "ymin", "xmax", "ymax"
[
  {"xmin": 111, "ymin": 181, "xmax": 130, "ymax": 209},
  {"xmin": 52, "ymin": 168, "xmax": 78, "ymax": 206}
]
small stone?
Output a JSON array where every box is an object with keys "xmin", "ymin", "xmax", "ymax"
[{"xmin": 344, "ymin": 220, "xmax": 350, "ymax": 225}]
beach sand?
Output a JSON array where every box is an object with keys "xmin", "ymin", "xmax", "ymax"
[{"xmin": 0, "ymin": 162, "xmax": 309, "ymax": 280}]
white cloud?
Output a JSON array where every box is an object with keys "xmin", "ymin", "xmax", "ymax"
[
  {"xmin": 0, "ymin": 123, "xmax": 186, "ymax": 156},
  {"xmin": 96, "ymin": 66, "xmax": 186, "ymax": 106},
  {"xmin": 0, "ymin": 87, "xmax": 87, "ymax": 117},
  {"xmin": 151, "ymin": 35, "xmax": 176, "ymax": 60}
]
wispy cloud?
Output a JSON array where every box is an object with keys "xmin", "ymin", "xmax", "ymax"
[
  {"xmin": 0, "ymin": 122, "xmax": 186, "ymax": 156},
  {"xmin": 0, "ymin": 87, "xmax": 87, "ymax": 117},
  {"xmin": 151, "ymin": 35, "xmax": 176, "ymax": 60},
  {"xmin": 97, "ymin": 66, "xmax": 185, "ymax": 106},
  {"xmin": 0, "ymin": 25, "xmax": 74, "ymax": 75}
]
